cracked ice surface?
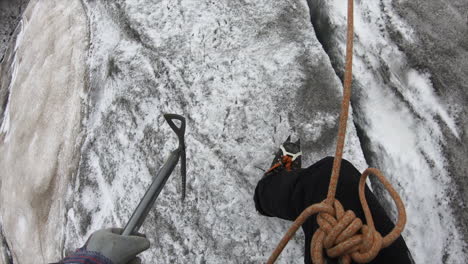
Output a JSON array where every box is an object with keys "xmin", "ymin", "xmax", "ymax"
[{"xmin": 63, "ymin": 0, "xmax": 366, "ymax": 263}]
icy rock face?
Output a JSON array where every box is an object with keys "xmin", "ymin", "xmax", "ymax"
[
  {"xmin": 0, "ymin": 0, "xmax": 29, "ymax": 123},
  {"xmin": 0, "ymin": 0, "xmax": 88, "ymax": 263},
  {"xmin": 390, "ymin": 0, "xmax": 468, "ymax": 245},
  {"xmin": 2, "ymin": 0, "xmax": 467, "ymax": 263},
  {"xmin": 0, "ymin": 0, "xmax": 29, "ymax": 59},
  {"xmin": 306, "ymin": 0, "xmax": 468, "ymax": 262},
  {"xmin": 62, "ymin": 0, "xmax": 366, "ymax": 263}
]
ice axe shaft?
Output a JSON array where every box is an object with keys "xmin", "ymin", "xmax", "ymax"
[{"xmin": 122, "ymin": 114, "xmax": 186, "ymax": 236}]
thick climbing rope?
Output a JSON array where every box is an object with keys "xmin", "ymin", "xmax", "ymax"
[{"xmin": 266, "ymin": 0, "xmax": 407, "ymax": 263}]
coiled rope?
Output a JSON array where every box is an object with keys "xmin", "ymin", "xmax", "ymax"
[{"xmin": 266, "ymin": 0, "xmax": 407, "ymax": 263}]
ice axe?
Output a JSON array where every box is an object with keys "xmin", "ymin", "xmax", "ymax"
[{"xmin": 122, "ymin": 114, "xmax": 186, "ymax": 236}]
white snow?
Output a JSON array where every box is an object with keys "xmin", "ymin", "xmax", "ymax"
[
  {"xmin": 404, "ymin": 69, "xmax": 459, "ymax": 138},
  {"xmin": 301, "ymin": 112, "xmax": 337, "ymax": 142}
]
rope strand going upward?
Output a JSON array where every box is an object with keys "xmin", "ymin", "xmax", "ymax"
[{"xmin": 266, "ymin": 0, "xmax": 406, "ymax": 263}]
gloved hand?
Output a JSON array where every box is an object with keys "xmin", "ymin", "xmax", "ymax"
[{"xmin": 85, "ymin": 228, "xmax": 150, "ymax": 264}]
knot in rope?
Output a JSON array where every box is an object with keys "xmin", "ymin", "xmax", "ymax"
[
  {"xmin": 311, "ymin": 199, "xmax": 382, "ymax": 264},
  {"xmin": 266, "ymin": 168, "xmax": 407, "ymax": 264}
]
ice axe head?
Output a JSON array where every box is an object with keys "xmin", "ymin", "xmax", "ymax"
[
  {"xmin": 164, "ymin": 114, "xmax": 185, "ymax": 148},
  {"xmin": 164, "ymin": 114, "xmax": 187, "ymax": 201}
]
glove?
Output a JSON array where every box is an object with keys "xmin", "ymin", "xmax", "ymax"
[{"xmin": 85, "ymin": 228, "xmax": 150, "ymax": 264}]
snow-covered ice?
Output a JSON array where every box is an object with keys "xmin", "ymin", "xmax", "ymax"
[
  {"xmin": 0, "ymin": 0, "xmax": 467, "ymax": 263},
  {"xmin": 61, "ymin": 1, "xmax": 366, "ymax": 263},
  {"xmin": 0, "ymin": 0, "xmax": 88, "ymax": 262}
]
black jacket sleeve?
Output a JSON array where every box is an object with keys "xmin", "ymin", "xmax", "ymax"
[{"xmin": 254, "ymin": 156, "xmax": 414, "ymax": 264}]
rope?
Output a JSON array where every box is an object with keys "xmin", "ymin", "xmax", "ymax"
[{"xmin": 266, "ymin": 0, "xmax": 407, "ymax": 263}]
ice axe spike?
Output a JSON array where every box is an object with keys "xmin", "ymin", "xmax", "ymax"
[{"xmin": 122, "ymin": 114, "xmax": 187, "ymax": 236}]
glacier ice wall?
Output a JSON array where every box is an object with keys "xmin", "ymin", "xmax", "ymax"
[
  {"xmin": 306, "ymin": 0, "xmax": 468, "ymax": 262},
  {"xmin": 390, "ymin": 0, "xmax": 468, "ymax": 243},
  {"xmin": 1, "ymin": 0, "xmax": 467, "ymax": 263},
  {"xmin": 62, "ymin": 0, "xmax": 366, "ymax": 263},
  {"xmin": 0, "ymin": 0, "xmax": 88, "ymax": 263}
]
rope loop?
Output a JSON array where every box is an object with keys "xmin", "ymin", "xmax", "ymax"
[{"xmin": 267, "ymin": 168, "xmax": 407, "ymax": 264}]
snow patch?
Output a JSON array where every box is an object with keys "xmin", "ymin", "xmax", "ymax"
[
  {"xmin": 300, "ymin": 112, "xmax": 337, "ymax": 141},
  {"xmin": 405, "ymin": 69, "xmax": 459, "ymax": 138}
]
